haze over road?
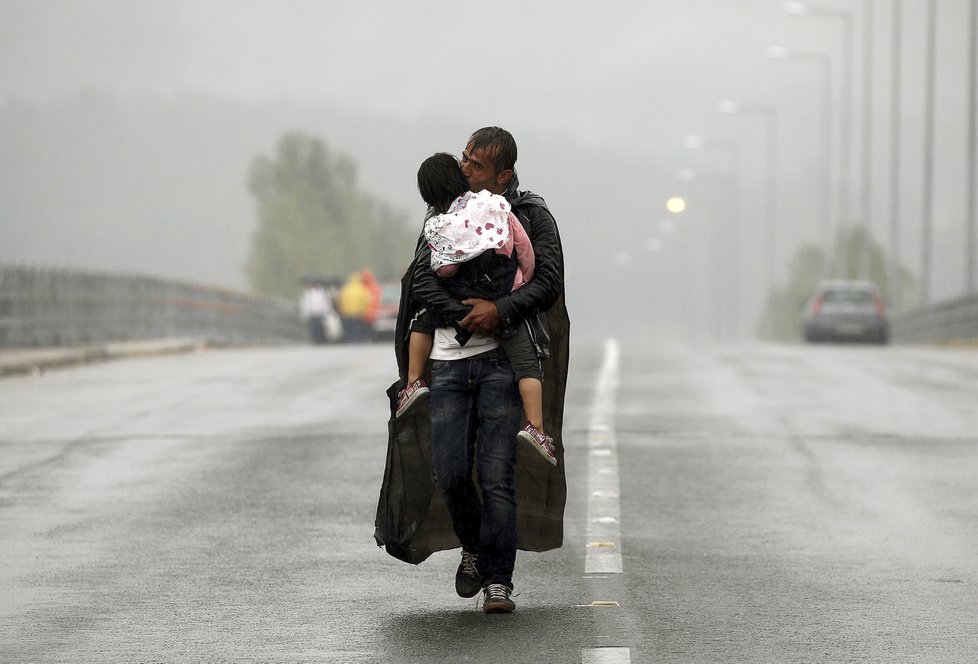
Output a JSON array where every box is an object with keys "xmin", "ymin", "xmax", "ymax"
[{"xmin": 1, "ymin": 340, "xmax": 976, "ymax": 662}]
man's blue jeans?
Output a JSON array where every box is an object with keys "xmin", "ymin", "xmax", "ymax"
[{"xmin": 429, "ymin": 351, "xmax": 523, "ymax": 589}]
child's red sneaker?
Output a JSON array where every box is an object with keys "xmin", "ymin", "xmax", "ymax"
[
  {"xmin": 517, "ymin": 422, "xmax": 557, "ymax": 466},
  {"xmin": 395, "ymin": 378, "xmax": 429, "ymax": 418}
]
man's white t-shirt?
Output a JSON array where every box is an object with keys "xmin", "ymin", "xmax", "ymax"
[{"xmin": 429, "ymin": 327, "xmax": 500, "ymax": 360}]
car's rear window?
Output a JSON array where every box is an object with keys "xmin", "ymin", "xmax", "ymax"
[{"xmin": 823, "ymin": 289, "xmax": 873, "ymax": 304}]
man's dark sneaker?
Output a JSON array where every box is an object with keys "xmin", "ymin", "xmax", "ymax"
[
  {"xmin": 455, "ymin": 551, "xmax": 481, "ymax": 598},
  {"xmin": 482, "ymin": 583, "xmax": 516, "ymax": 614},
  {"xmin": 517, "ymin": 422, "xmax": 557, "ymax": 466},
  {"xmin": 396, "ymin": 378, "xmax": 429, "ymax": 418}
]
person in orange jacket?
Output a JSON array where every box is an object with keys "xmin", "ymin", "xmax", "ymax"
[{"xmin": 360, "ymin": 269, "xmax": 382, "ymax": 330}]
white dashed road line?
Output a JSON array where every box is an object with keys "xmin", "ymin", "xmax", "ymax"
[
  {"xmin": 581, "ymin": 339, "xmax": 630, "ymax": 664},
  {"xmin": 585, "ymin": 338, "xmax": 622, "ymax": 574},
  {"xmin": 581, "ymin": 647, "xmax": 632, "ymax": 664}
]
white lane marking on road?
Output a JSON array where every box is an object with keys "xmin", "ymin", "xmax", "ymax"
[
  {"xmin": 582, "ymin": 647, "xmax": 631, "ymax": 663},
  {"xmin": 582, "ymin": 341, "xmax": 630, "ymax": 662},
  {"xmin": 586, "ymin": 339, "xmax": 623, "ymax": 575}
]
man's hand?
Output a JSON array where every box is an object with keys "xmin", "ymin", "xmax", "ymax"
[{"xmin": 460, "ymin": 298, "xmax": 500, "ymax": 335}]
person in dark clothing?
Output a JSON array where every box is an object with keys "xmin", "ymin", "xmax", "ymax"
[
  {"xmin": 376, "ymin": 127, "xmax": 569, "ymax": 614},
  {"xmin": 396, "ymin": 152, "xmax": 556, "ymax": 467}
]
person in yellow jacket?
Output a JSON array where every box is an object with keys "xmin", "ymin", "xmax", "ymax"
[{"xmin": 338, "ymin": 271, "xmax": 373, "ymax": 342}]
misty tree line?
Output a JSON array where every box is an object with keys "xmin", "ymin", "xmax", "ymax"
[
  {"xmin": 246, "ymin": 132, "xmax": 417, "ymax": 297},
  {"xmin": 247, "ymin": 131, "xmax": 921, "ymax": 342}
]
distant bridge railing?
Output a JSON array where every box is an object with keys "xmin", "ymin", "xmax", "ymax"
[
  {"xmin": 4, "ymin": 264, "xmax": 976, "ymax": 348},
  {"xmin": 890, "ymin": 292, "xmax": 978, "ymax": 345},
  {"xmin": 0, "ymin": 264, "xmax": 305, "ymax": 347}
]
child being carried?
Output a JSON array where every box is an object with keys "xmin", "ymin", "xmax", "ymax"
[{"xmin": 395, "ymin": 152, "xmax": 555, "ymax": 467}]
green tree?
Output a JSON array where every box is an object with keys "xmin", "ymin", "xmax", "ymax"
[
  {"xmin": 756, "ymin": 225, "xmax": 917, "ymax": 341},
  {"xmin": 245, "ymin": 132, "xmax": 416, "ymax": 297},
  {"xmin": 756, "ymin": 245, "xmax": 824, "ymax": 341}
]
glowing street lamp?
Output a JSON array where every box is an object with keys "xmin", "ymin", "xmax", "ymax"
[
  {"xmin": 666, "ymin": 197, "xmax": 686, "ymax": 214},
  {"xmin": 783, "ymin": 1, "xmax": 810, "ymax": 15}
]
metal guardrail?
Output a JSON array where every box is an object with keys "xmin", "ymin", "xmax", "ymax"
[
  {"xmin": 890, "ymin": 292, "xmax": 978, "ymax": 344},
  {"xmin": 0, "ymin": 265, "xmax": 305, "ymax": 347},
  {"xmin": 4, "ymin": 265, "xmax": 976, "ymax": 348}
]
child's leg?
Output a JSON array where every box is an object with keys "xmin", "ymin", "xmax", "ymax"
[
  {"xmin": 504, "ymin": 325, "xmax": 556, "ymax": 465},
  {"xmin": 518, "ymin": 377, "xmax": 544, "ymax": 432},
  {"xmin": 407, "ymin": 331, "xmax": 433, "ymax": 384},
  {"xmin": 500, "ymin": 325, "xmax": 546, "ymax": 434}
]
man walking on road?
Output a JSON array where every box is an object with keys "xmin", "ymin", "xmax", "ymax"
[{"xmin": 376, "ymin": 127, "xmax": 570, "ymax": 614}]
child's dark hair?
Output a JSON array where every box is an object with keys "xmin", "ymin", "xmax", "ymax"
[{"xmin": 417, "ymin": 153, "xmax": 468, "ymax": 213}]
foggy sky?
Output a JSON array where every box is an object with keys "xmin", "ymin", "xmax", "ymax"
[
  {"xmin": 1, "ymin": 0, "xmax": 975, "ymax": 339},
  {"xmin": 2, "ymin": 1, "xmax": 971, "ymax": 151}
]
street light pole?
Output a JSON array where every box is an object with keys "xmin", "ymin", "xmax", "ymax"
[
  {"xmin": 921, "ymin": 0, "xmax": 937, "ymax": 304},
  {"xmin": 767, "ymin": 47, "xmax": 834, "ymax": 273},
  {"xmin": 784, "ymin": 2, "xmax": 855, "ymax": 243},
  {"xmin": 967, "ymin": 0, "xmax": 977, "ymax": 293},
  {"xmin": 664, "ymin": 188, "xmax": 696, "ymax": 339},
  {"xmin": 859, "ymin": 0, "xmax": 874, "ymax": 279},
  {"xmin": 888, "ymin": 0, "xmax": 903, "ymax": 307},
  {"xmin": 718, "ymin": 101, "xmax": 779, "ymax": 295},
  {"xmin": 673, "ymin": 170, "xmax": 722, "ymax": 340},
  {"xmin": 685, "ymin": 136, "xmax": 742, "ymax": 340}
]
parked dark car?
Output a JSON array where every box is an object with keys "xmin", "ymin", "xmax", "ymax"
[{"xmin": 802, "ymin": 280, "xmax": 889, "ymax": 344}]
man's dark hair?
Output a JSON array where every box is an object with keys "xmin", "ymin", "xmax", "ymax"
[
  {"xmin": 417, "ymin": 152, "xmax": 469, "ymax": 213},
  {"xmin": 466, "ymin": 126, "xmax": 517, "ymax": 174}
]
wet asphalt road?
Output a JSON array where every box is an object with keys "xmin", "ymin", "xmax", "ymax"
[{"xmin": 1, "ymin": 340, "xmax": 976, "ymax": 662}]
